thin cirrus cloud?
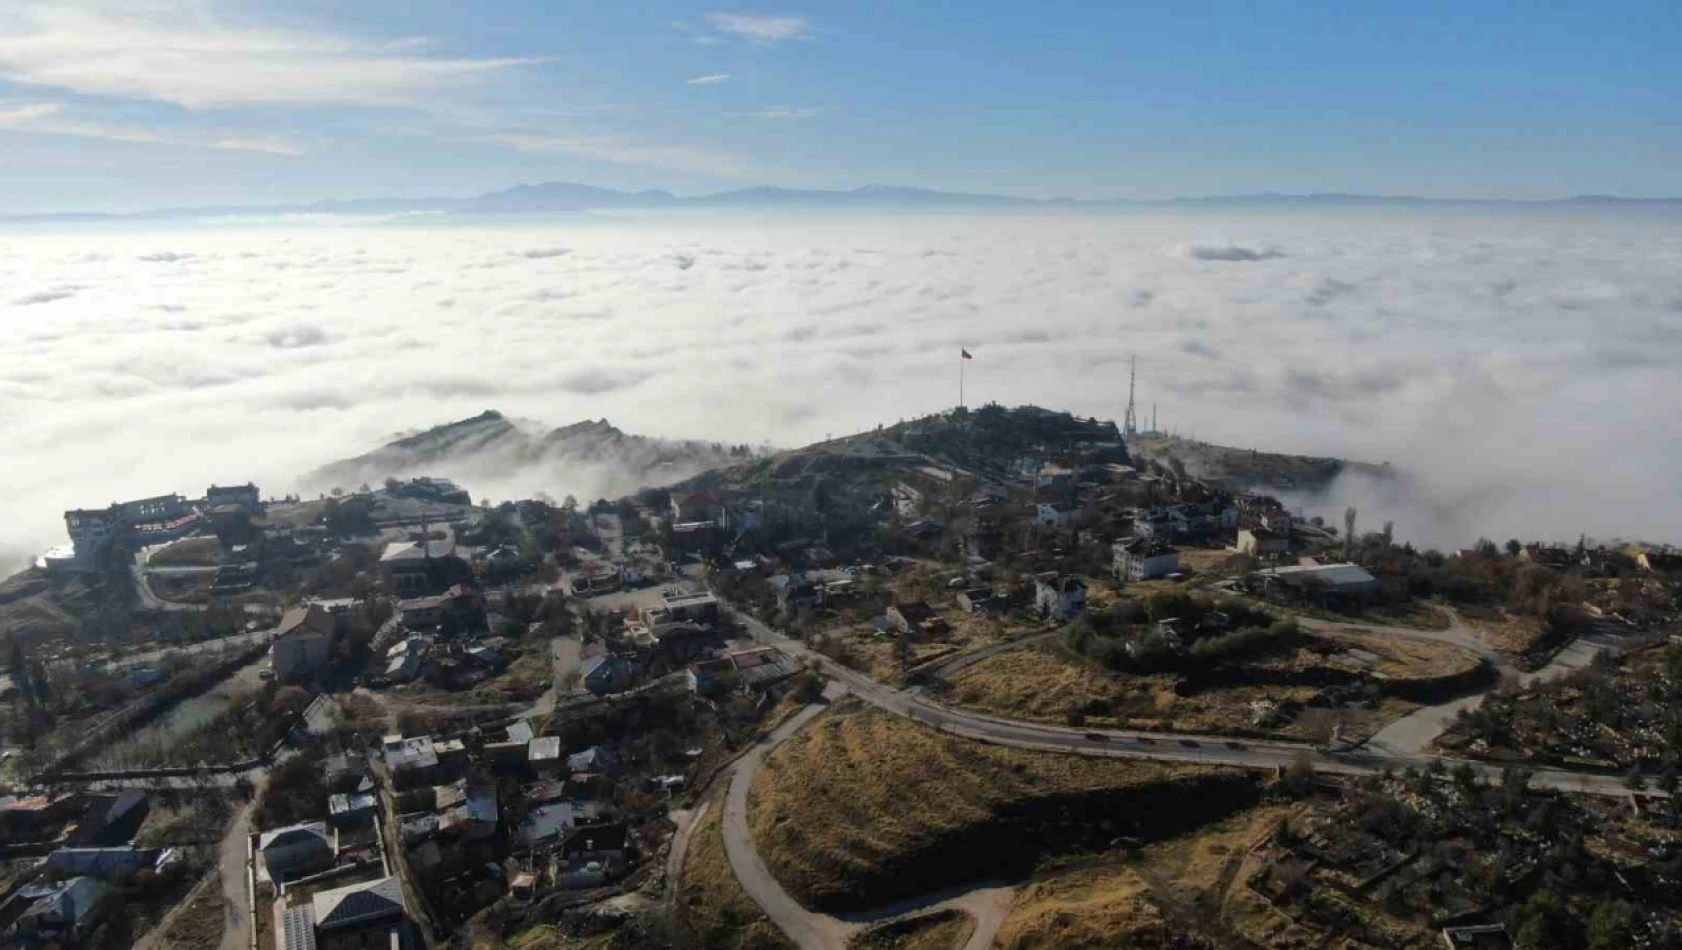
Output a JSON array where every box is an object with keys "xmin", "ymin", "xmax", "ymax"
[
  {"xmin": 0, "ymin": 2, "xmax": 544, "ymax": 109},
  {"xmin": 0, "ymin": 100, "xmax": 305, "ymax": 154},
  {"xmin": 686, "ymin": 73, "xmax": 732, "ymax": 85},
  {"xmin": 733, "ymin": 107, "xmax": 821, "ymax": 120},
  {"xmin": 704, "ymin": 13, "xmax": 811, "ymax": 42}
]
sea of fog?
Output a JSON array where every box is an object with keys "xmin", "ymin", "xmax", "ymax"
[{"xmin": 2, "ymin": 208, "xmax": 1679, "ymax": 574}]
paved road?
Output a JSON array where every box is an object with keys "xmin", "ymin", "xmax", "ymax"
[
  {"xmin": 722, "ymin": 702, "xmax": 847, "ymax": 950},
  {"xmin": 216, "ymin": 802, "xmax": 254, "ymax": 950},
  {"xmin": 728, "ymin": 608, "xmax": 1648, "ymax": 799}
]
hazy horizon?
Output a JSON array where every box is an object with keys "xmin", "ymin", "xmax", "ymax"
[{"xmin": 3, "ymin": 207, "xmax": 1679, "ymax": 574}]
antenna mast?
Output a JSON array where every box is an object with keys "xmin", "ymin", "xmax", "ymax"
[{"xmin": 1122, "ymin": 356, "xmax": 1139, "ymax": 438}]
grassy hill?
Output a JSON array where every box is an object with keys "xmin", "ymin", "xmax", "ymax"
[{"xmin": 747, "ymin": 703, "xmax": 1258, "ymax": 911}]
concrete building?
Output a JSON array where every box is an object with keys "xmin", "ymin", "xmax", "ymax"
[
  {"xmin": 381, "ymin": 735, "xmax": 440, "ymax": 790},
  {"xmin": 205, "ymin": 483, "xmax": 261, "ymax": 512},
  {"xmin": 379, "ymin": 537, "xmax": 461, "ymax": 596},
  {"xmin": 271, "ymin": 604, "xmax": 336, "ymax": 680},
  {"xmin": 1113, "ymin": 538, "xmax": 1181, "ymax": 581}
]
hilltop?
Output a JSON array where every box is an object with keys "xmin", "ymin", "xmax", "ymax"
[{"xmin": 302, "ymin": 410, "xmax": 755, "ymax": 503}]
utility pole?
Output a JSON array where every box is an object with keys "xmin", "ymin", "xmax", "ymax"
[{"xmin": 1123, "ymin": 356, "xmax": 1138, "ymax": 438}]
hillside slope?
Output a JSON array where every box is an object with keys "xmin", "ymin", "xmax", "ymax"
[{"xmin": 302, "ymin": 411, "xmax": 752, "ymax": 504}]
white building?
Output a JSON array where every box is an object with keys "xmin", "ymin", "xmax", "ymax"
[
  {"xmin": 1113, "ymin": 538, "xmax": 1181, "ymax": 581},
  {"xmin": 1034, "ymin": 574, "xmax": 1087, "ymax": 620}
]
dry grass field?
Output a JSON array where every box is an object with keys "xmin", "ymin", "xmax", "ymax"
[
  {"xmin": 747, "ymin": 704, "xmax": 1249, "ymax": 911},
  {"xmin": 944, "ymin": 633, "xmax": 1476, "ymax": 741},
  {"xmin": 997, "ymin": 805, "xmax": 1297, "ymax": 950},
  {"xmin": 677, "ymin": 806, "xmax": 793, "ymax": 950}
]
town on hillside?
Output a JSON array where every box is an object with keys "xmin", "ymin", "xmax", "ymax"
[{"xmin": 1, "ymin": 404, "xmax": 1680, "ymax": 950}]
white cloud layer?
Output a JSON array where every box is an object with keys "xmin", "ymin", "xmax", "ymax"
[{"xmin": 1, "ymin": 210, "xmax": 1680, "ymax": 573}]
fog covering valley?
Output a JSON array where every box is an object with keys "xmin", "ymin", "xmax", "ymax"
[{"xmin": 2, "ymin": 208, "xmax": 1679, "ymax": 574}]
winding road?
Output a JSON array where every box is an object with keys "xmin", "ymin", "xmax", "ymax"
[{"xmin": 706, "ymin": 604, "xmax": 1656, "ymax": 949}]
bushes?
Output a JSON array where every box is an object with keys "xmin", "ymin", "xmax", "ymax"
[{"xmin": 1189, "ymin": 620, "xmax": 1298, "ymax": 663}]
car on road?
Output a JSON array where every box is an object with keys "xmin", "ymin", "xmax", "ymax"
[
  {"xmin": 1225, "ymin": 740, "xmax": 1245, "ymax": 750},
  {"xmin": 1135, "ymin": 736, "xmax": 1155, "ymax": 745},
  {"xmin": 1178, "ymin": 738, "xmax": 1200, "ymax": 748},
  {"xmin": 1083, "ymin": 732, "xmax": 1110, "ymax": 743}
]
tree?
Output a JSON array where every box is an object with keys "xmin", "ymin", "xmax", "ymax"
[
  {"xmin": 1586, "ymin": 901, "xmax": 1640, "ymax": 950},
  {"xmin": 1506, "ymin": 538, "xmax": 1524, "ymax": 556},
  {"xmin": 1344, "ymin": 507, "xmax": 1357, "ymax": 559}
]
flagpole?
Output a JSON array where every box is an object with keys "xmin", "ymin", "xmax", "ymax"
[{"xmin": 959, "ymin": 349, "xmax": 965, "ymax": 410}]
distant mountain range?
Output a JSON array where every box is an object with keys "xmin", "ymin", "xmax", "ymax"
[{"xmin": 9, "ymin": 182, "xmax": 1682, "ymax": 223}]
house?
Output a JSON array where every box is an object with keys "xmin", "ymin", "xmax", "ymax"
[
  {"xmin": 271, "ymin": 604, "xmax": 336, "ymax": 680},
  {"xmin": 1035, "ymin": 502, "xmax": 1079, "ymax": 527},
  {"xmin": 328, "ymin": 793, "xmax": 377, "ymax": 830},
  {"xmin": 257, "ymin": 821, "xmax": 334, "ymax": 881},
  {"xmin": 653, "ymin": 589, "xmax": 720, "ymax": 624},
  {"xmin": 312, "ymin": 875, "xmax": 407, "ymax": 939},
  {"xmin": 728, "ymin": 647, "xmax": 802, "ymax": 690},
  {"xmin": 1257, "ymin": 509, "xmax": 1293, "ymax": 534},
  {"xmin": 382, "ymin": 735, "xmax": 440, "ymax": 789},
  {"xmin": 581, "ymin": 656, "xmax": 633, "ymax": 696},
  {"xmin": 1132, "ymin": 508, "xmax": 1183, "ymax": 539},
  {"xmin": 520, "ymin": 801, "xmax": 576, "ymax": 848},
  {"xmin": 43, "ymin": 847, "xmax": 173, "ymax": 882},
  {"xmin": 380, "ymin": 537, "xmax": 466, "ymax": 596},
  {"xmin": 397, "ymin": 595, "xmax": 446, "ymax": 629},
  {"xmin": 687, "ymin": 658, "xmax": 738, "ymax": 696},
  {"xmin": 323, "ymin": 753, "xmax": 372, "ymax": 794},
  {"xmin": 886, "ymin": 601, "xmax": 934, "ymax": 635},
  {"xmin": 1236, "ymin": 527, "xmax": 1289, "ymax": 558},
  {"xmin": 1114, "ymin": 538, "xmax": 1181, "ymax": 581},
  {"xmin": 506, "ymin": 720, "xmax": 535, "ymax": 744},
  {"xmin": 68, "ymin": 790, "xmax": 149, "ymax": 846},
  {"xmin": 9, "ymin": 876, "xmax": 111, "ymax": 945},
  {"xmin": 1034, "ymin": 574, "xmax": 1087, "ymax": 620}
]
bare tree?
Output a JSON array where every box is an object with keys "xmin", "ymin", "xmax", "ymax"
[{"xmin": 1344, "ymin": 506, "xmax": 1358, "ymax": 560}]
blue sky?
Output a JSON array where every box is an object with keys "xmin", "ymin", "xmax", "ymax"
[{"xmin": 0, "ymin": 0, "xmax": 1678, "ymax": 212}]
